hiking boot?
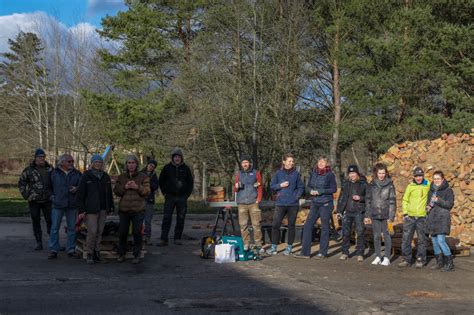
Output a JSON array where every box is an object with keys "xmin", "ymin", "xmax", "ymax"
[
  {"xmin": 315, "ymin": 253, "xmax": 327, "ymax": 260},
  {"xmin": 132, "ymin": 256, "xmax": 140, "ymax": 264},
  {"xmin": 371, "ymin": 257, "xmax": 382, "ymax": 265},
  {"xmin": 174, "ymin": 239, "xmax": 183, "ymax": 245},
  {"xmin": 117, "ymin": 255, "xmax": 125, "ymax": 263},
  {"xmin": 339, "ymin": 254, "xmax": 348, "ymax": 261},
  {"xmin": 86, "ymin": 254, "xmax": 94, "ymax": 264},
  {"xmin": 431, "ymin": 254, "xmax": 443, "ymax": 270},
  {"xmin": 357, "ymin": 255, "xmax": 364, "ymax": 262},
  {"xmin": 442, "ymin": 255, "xmax": 454, "ymax": 272},
  {"xmin": 415, "ymin": 258, "xmax": 424, "ymax": 269},
  {"xmin": 266, "ymin": 246, "xmax": 277, "ymax": 255},
  {"xmin": 283, "ymin": 246, "xmax": 293, "ymax": 256},
  {"xmin": 397, "ymin": 258, "xmax": 410, "ymax": 268},
  {"xmin": 93, "ymin": 251, "xmax": 101, "ymax": 262},
  {"xmin": 47, "ymin": 252, "xmax": 58, "ymax": 260},
  {"xmin": 34, "ymin": 242, "xmax": 43, "ymax": 251},
  {"xmin": 157, "ymin": 240, "xmax": 168, "ymax": 247},
  {"xmin": 380, "ymin": 257, "xmax": 391, "ymax": 266}
]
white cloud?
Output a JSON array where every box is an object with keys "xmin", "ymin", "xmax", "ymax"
[{"xmin": 87, "ymin": 0, "xmax": 125, "ymax": 14}]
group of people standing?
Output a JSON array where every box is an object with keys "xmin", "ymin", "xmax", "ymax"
[
  {"xmin": 18, "ymin": 148, "xmax": 193, "ymax": 264},
  {"xmin": 234, "ymin": 154, "xmax": 455, "ymax": 271}
]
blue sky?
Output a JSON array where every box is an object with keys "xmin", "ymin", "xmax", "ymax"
[{"xmin": 0, "ymin": 0, "xmax": 126, "ymax": 27}]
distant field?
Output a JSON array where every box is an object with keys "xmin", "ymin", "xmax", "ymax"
[{"xmin": 0, "ymin": 175, "xmax": 214, "ymax": 217}]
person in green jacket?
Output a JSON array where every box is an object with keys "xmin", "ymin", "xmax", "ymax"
[{"xmin": 398, "ymin": 167, "xmax": 430, "ymax": 269}]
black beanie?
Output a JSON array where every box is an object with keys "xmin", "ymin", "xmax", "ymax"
[
  {"xmin": 240, "ymin": 154, "xmax": 252, "ymax": 163},
  {"xmin": 347, "ymin": 164, "xmax": 359, "ymax": 174}
]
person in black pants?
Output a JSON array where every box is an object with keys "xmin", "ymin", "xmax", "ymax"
[
  {"xmin": 294, "ymin": 156, "xmax": 337, "ymax": 259},
  {"xmin": 336, "ymin": 165, "xmax": 367, "ymax": 262},
  {"xmin": 158, "ymin": 148, "xmax": 194, "ymax": 247},
  {"xmin": 18, "ymin": 148, "xmax": 53, "ymax": 250},
  {"xmin": 267, "ymin": 153, "xmax": 304, "ymax": 256}
]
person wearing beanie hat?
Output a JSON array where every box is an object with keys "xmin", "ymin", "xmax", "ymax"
[
  {"xmin": 398, "ymin": 166, "xmax": 430, "ymax": 269},
  {"xmin": 240, "ymin": 154, "xmax": 252, "ymax": 163},
  {"xmin": 335, "ymin": 164, "xmax": 367, "ymax": 262},
  {"xmin": 75, "ymin": 153, "xmax": 114, "ymax": 264},
  {"xmin": 18, "ymin": 148, "xmax": 53, "ymax": 250},
  {"xmin": 114, "ymin": 155, "xmax": 150, "ymax": 264},
  {"xmin": 141, "ymin": 159, "xmax": 159, "ymax": 244},
  {"xmin": 158, "ymin": 148, "xmax": 194, "ymax": 246},
  {"xmin": 234, "ymin": 154, "xmax": 263, "ymax": 253}
]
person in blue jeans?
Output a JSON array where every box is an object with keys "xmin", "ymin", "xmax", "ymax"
[
  {"xmin": 48, "ymin": 154, "xmax": 82, "ymax": 259},
  {"xmin": 294, "ymin": 156, "xmax": 336, "ymax": 259},
  {"xmin": 266, "ymin": 153, "xmax": 304, "ymax": 256},
  {"xmin": 426, "ymin": 170, "xmax": 455, "ymax": 272}
]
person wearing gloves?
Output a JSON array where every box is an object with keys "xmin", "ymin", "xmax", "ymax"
[
  {"xmin": 114, "ymin": 155, "xmax": 150, "ymax": 264},
  {"xmin": 141, "ymin": 159, "xmax": 159, "ymax": 245},
  {"xmin": 18, "ymin": 148, "xmax": 53, "ymax": 250},
  {"xmin": 267, "ymin": 153, "xmax": 304, "ymax": 256},
  {"xmin": 336, "ymin": 165, "xmax": 367, "ymax": 262},
  {"xmin": 75, "ymin": 154, "xmax": 114, "ymax": 264},
  {"xmin": 364, "ymin": 163, "xmax": 396, "ymax": 266},
  {"xmin": 398, "ymin": 166, "xmax": 430, "ymax": 269},
  {"xmin": 158, "ymin": 148, "xmax": 194, "ymax": 247},
  {"xmin": 234, "ymin": 154, "xmax": 263, "ymax": 252},
  {"xmin": 426, "ymin": 170, "xmax": 455, "ymax": 272},
  {"xmin": 294, "ymin": 156, "xmax": 337, "ymax": 259}
]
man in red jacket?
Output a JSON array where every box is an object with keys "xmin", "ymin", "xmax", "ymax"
[{"xmin": 234, "ymin": 155, "xmax": 263, "ymax": 252}]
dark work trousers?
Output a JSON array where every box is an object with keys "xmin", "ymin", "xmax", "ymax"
[
  {"xmin": 118, "ymin": 212, "xmax": 145, "ymax": 257},
  {"xmin": 341, "ymin": 212, "xmax": 365, "ymax": 256},
  {"xmin": 28, "ymin": 201, "xmax": 52, "ymax": 242},
  {"xmin": 271, "ymin": 206, "xmax": 298, "ymax": 245},
  {"xmin": 301, "ymin": 202, "xmax": 333, "ymax": 256},
  {"xmin": 402, "ymin": 216, "xmax": 427, "ymax": 263},
  {"xmin": 161, "ymin": 195, "xmax": 188, "ymax": 242}
]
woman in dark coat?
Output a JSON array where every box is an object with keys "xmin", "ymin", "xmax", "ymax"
[{"xmin": 426, "ymin": 170, "xmax": 455, "ymax": 271}]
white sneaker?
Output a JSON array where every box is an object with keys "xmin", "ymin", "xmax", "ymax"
[
  {"xmin": 371, "ymin": 257, "xmax": 382, "ymax": 265},
  {"xmin": 380, "ymin": 257, "xmax": 391, "ymax": 266}
]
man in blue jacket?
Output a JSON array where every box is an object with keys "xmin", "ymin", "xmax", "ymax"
[{"xmin": 48, "ymin": 154, "xmax": 82, "ymax": 259}]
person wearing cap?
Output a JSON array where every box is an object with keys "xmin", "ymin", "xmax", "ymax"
[
  {"xmin": 114, "ymin": 155, "xmax": 150, "ymax": 264},
  {"xmin": 18, "ymin": 148, "xmax": 53, "ymax": 250},
  {"xmin": 398, "ymin": 166, "xmax": 430, "ymax": 268},
  {"xmin": 365, "ymin": 163, "xmax": 396, "ymax": 266},
  {"xmin": 294, "ymin": 156, "xmax": 336, "ymax": 259},
  {"xmin": 158, "ymin": 148, "xmax": 194, "ymax": 247},
  {"xmin": 335, "ymin": 164, "xmax": 367, "ymax": 262},
  {"xmin": 75, "ymin": 154, "xmax": 114, "ymax": 264},
  {"xmin": 267, "ymin": 153, "xmax": 305, "ymax": 256},
  {"xmin": 48, "ymin": 154, "xmax": 82, "ymax": 259},
  {"xmin": 141, "ymin": 159, "xmax": 159, "ymax": 245},
  {"xmin": 234, "ymin": 154, "xmax": 263, "ymax": 252}
]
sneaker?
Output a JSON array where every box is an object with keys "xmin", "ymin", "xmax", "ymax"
[
  {"xmin": 371, "ymin": 257, "xmax": 382, "ymax": 265},
  {"xmin": 339, "ymin": 254, "xmax": 348, "ymax": 261},
  {"xmin": 315, "ymin": 253, "xmax": 327, "ymax": 259},
  {"xmin": 266, "ymin": 246, "xmax": 277, "ymax": 255},
  {"xmin": 415, "ymin": 258, "xmax": 424, "ymax": 269},
  {"xmin": 86, "ymin": 254, "xmax": 94, "ymax": 264},
  {"xmin": 117, "ymin": 255, "xmax": 125, "ymax": 263},
  {"xmin": 174, "ymin": 239, "xmax": 183, "ymax": 245},
  {"xmin": 157, "ymin": 240, "xmax": 168, "ymax": 247},
  {"xmin": 380, "ymin": 257, "xmax": 390, "ymax": 266},
  {"xmin": 47, "ymin": 252, "xmax": 58, "ymax": 260},
  {"xmin": 357, "ymin": 255, "xmax": 364, "ymax": 262},
  {"xmin": 132, "ymin": 256, "xmax": 140, "ymax": 264},
  {"xmin": 293, "ymin": 252, "xmax": 310, "ymax": 259},
  {"xmin": 283, "ymin": 246, "xmax": 293, "ymax": 256},
  {"xmin": 256, "ymin": 247, "xmax": 265, "ymax": 255},
  {"xmin": 398, "ymin": 259, "xmax": 410, "ymax": 268}
]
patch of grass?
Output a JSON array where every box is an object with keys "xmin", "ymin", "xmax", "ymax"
[
  {"xmin": 154, "ymin": 198, "xmax": 215, "ymax": 214},
  {"xmin": 0, "ymin": 187, "xmax": 29, "ymax": 217}
]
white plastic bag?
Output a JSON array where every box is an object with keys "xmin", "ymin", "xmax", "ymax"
[{"xmin": 214, "ymin": 243, "xmax": 236, "ymax": 263}]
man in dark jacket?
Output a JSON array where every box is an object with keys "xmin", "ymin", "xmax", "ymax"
[
  {"xmin": 48, "ymin": 154, "xmax": 82, "ymax": 259},
  {"xmin": 75, "ymin": 154, "xmax": 114, "ymax": 264},
  {"xmin": 142, "ymin": 160, "xmax": 159, "ymax": 245},
  {"xmin": 336, "ymin": 165, "xmax": 367, "ymax": 262},
  {"xmin": 158, "ymin": 148, "xmax": 194, "ymax": 246},
  {"xmin": 18, "ymin": 148, "xmax": 53, "ymax": 250}
]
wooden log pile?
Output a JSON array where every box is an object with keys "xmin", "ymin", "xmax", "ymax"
[
  {"xmin": 377, "ymin": 130, "xmax": 474, "ymax": 247},
  {"xmin": 207, "ymin": 186, "xmax": 225, "ymax": 202}
]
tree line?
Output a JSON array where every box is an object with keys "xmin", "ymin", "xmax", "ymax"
[{"xmin": 1, "ymin": 0, "xmax": 472, "ymax": 194}]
